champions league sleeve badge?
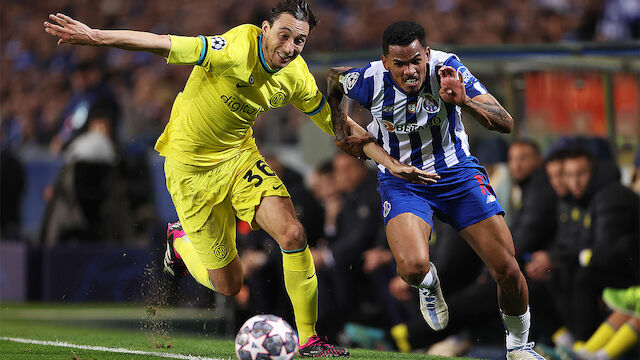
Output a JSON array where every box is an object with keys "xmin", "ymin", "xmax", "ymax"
[
  {"xmin": 341, "ymin": 72, "xmax": 360, "ymax": 92},
  {"xmin": 210, "ymin": 36, "xmax": 227, "ymax": 51}
]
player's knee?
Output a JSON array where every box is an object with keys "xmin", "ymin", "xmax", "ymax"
[
  {"xmin": 213, "ymin": 279, "xmax": 243, "ymax": 297},
  {"xmin": 209, "ymin": 271, "xmax": 243, "ymax": 297},
  {"xmin": 278, "ymin": 222, "xmax": 306, "ymax": 251},
  {"xmin": 490, "ymin": 261, "xmax": 522, "ymax": 287},
  {"xmin": 397, "ymin": 258, "xmax": 430, "ymax": 286}
]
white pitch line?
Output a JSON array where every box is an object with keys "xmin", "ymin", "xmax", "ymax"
[{"xmin": 0, "ymin": 337, "xmax": 230, "ymax": 360}]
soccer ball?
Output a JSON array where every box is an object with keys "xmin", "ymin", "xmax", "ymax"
[{"xmin": 235, "ymin": 314, "xmax": 298, "ymax": 360}]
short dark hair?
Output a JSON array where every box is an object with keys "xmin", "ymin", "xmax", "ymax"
[
  {"xmin": 511, "ymin": 139, "xmax": 541, "ymax": 156},
  {"xmin": 545, "ymin": 148, "xmax": 572, "ymax": 164},
  {"xmin": 268, "ymin": 0, "xmax": 318, "ymax": 30},
  {"xmin": 564, "ymin": 148, "xmax": 596, "ymax": 166},
  {"xmin": 382, "ymin": 21, "xmax": 427, "ymax": 55}
]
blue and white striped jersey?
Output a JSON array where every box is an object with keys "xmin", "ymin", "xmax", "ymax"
[{"xmin": 339, "ymin": 50, "xmax": 488, "ymax": 173}]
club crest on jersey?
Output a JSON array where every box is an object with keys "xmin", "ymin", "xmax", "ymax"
[
  {"xmin": 211, "ymin": 36, "xmax": 227, "ymax": 51},
  {"xmin": 342, "ymin": 72, "xmax": 360, "ymax": 91},
  {"xmin": 214, "ymin": 245, "xmax": 228, "ymax": 259},
  {"xmin": 421, "ymin": 93, "xmax": 441, "ymax": 113},
  {"xmin": 269, "ymin": 90, "xmax": 286, "ymax": 107},
  {"xmin": 407, "ymin": 102, "xmax": 417, "ymax": 114},
  {"xmin": 383, "ymin": 201, "xmax": 391, "ymax": 217}
]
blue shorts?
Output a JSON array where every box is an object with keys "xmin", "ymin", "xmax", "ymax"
[{"xmin": 377, "ymin": 156, "xmax": 505, "ymax": 232}]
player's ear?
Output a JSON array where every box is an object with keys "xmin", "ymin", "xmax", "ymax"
[
  {"xmin": 381, "ymin": 54, "xmax": 390, "ymax": 70},
  {"xmin": 261, "ymin": 20, "xmax": 270, "ymax": 34},
  {"xmin": 425, "ymin": 47, "xmax": 430, "ymax": 62}
]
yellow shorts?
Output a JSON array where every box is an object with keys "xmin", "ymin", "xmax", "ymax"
[{"xmin": 164, "ymin": 146, "xmax": 290, "ymax": 269}]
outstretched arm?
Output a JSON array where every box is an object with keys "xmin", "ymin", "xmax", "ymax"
[
  {"xmin": 438, "ymin": 65, "xmax": 513, "ymax": 133},
  {"xmin": 44, "ymin": 13, "xmax": 170, "ymax": 57},
  {"xmin": 349, "ymin": 118, "xmax": 440, "ymax": 185}
]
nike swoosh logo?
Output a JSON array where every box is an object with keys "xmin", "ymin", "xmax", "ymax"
[
  {"xmin": 236, "ymin": 83, "xmax": 250, "ymax": 88},
  {"xmin": 273, "ymin": 184, "xmax": 283, "ymax": 190},
  {"xmin": 307, "ymin": 272, "xmax": 316, "ymax": 279}
]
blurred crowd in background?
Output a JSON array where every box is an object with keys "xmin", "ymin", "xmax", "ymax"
[
  {"xmin": 2, "ymin": 0, "xmax": 640, "ymax": 156},
  {"xmin": 1, "ymin": 0, "xmax": 639, "ymax": 358}
]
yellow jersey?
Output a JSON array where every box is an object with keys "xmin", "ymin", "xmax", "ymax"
[{"xmin": 154, "ymin": 24, "xmax": 333, "ymax": 167}]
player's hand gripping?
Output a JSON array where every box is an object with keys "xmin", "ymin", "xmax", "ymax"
[
  {"xmin": 334, "ymin": 114, "xmax": 376, "ymax": 159},
  {"xmin": 386, "ymin": 161, "xmax": 440, "ymax": 185},
  {"xmin": 438, "ymin": 65, "xmax": 467, "ymax": 105},
  {"xmin": 338, "ymin": 116, "xmax": 440, "ymax": 185},
  {"xmin": 44, "ymin": 13, "xmax": 99, "ymax": 46}
]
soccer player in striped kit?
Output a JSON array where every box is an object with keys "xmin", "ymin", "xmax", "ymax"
[{"xmin": 328, "ymin": 21, "xmax": 545, "ymax": 360}]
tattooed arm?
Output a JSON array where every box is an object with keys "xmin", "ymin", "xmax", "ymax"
[
  {"xmin": 327, "ymin": 67, "xmax": 352, "ymax": 144},
  {"xmin": 438, "ymin": 65, "xmax": 513, "ymax": 134},
  {"xmin": 461, "ymin": 94, "xmax": 513, "ymax": 133},
  {"xmin": 327, "ymin": 67, "xmax": 375, "ymax": 158}
]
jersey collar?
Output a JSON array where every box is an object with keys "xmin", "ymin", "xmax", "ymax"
[{"xmin": 258, "ymin": 34, "xmax": 280, "ymax": 74}]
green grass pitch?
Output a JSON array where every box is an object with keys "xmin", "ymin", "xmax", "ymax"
[{"xmin": 0, "ymin": 303, "xmax": 475, "ymax": 360}]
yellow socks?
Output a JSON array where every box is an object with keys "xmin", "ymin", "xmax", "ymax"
[
  {"xmin": 282, "ymin": 246, "xmax": 318, "ymax": 345},
  {"xmin": 584, "ymin": 322, "xmax": 616, "ymax": 352},
  {"xmin": 390, "ymin": 323, "xmax": 412, "ymax": 353},
  {"xmin": 173, "ymin": 235, "xmax": 215, "ymax": 291},
  {"xmin": 603, "ymin": 323, "xmax": 638, "ymax": 359}
]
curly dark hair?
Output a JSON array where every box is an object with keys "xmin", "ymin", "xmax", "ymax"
[{"xmin": 382, "ymin": 21, "xmax": 427, "ymax": 55}]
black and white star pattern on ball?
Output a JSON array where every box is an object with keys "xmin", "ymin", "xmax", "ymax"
[{"xmin": 210, "ymin": 36, "xmax": 227, "ymax": 51}]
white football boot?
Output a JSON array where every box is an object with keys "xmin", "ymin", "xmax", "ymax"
[
  {"xmin": 506, "ymin": 343, "xmax": 546, "ymax": 360},
  {"xmin": 418, "ymin": 262, "xmax": 449, "ymax": 331}
]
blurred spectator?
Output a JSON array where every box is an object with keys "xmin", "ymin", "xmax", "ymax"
[
  {"xmin": 525, "ymin": 149, "xmax": 575, "ymax": 283},
  {"xmin": 544, "ymin": 149, "xmax": 639, "ymax": 344},
  {"xmin": 40, "ymin": 104, "xmax": 133, "ymax": 244},
  {"xmin": 507, "ymin": 139, "xmax": 560, "ymax": 342},
  {"xmin": 508, "ymin": 140, "xmax": 558, "ymax": 260},
  {"xmin": 525, "ymin": 148, "xmax": 580, "ymax": 348},
  {"xmin": 49, "ymin": 59, "xmax": 120, "ymax": 154},
  {"xmin": 596, "ymin": 0, "xmax": 640, "ymax": 41}
]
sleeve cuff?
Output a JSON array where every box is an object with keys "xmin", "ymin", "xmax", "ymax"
[
  {"xmin": 167, "ymin": 35, "xmax": 203, "ymax": 65},
  {"xmin": 303, "ymin": 94, "xmax": 326, "ymax": 116}
]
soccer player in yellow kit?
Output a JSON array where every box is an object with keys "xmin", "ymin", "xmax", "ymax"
[{"xmin": 44, "ymin": 1, "xmax": 435, "ymax": 356}]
